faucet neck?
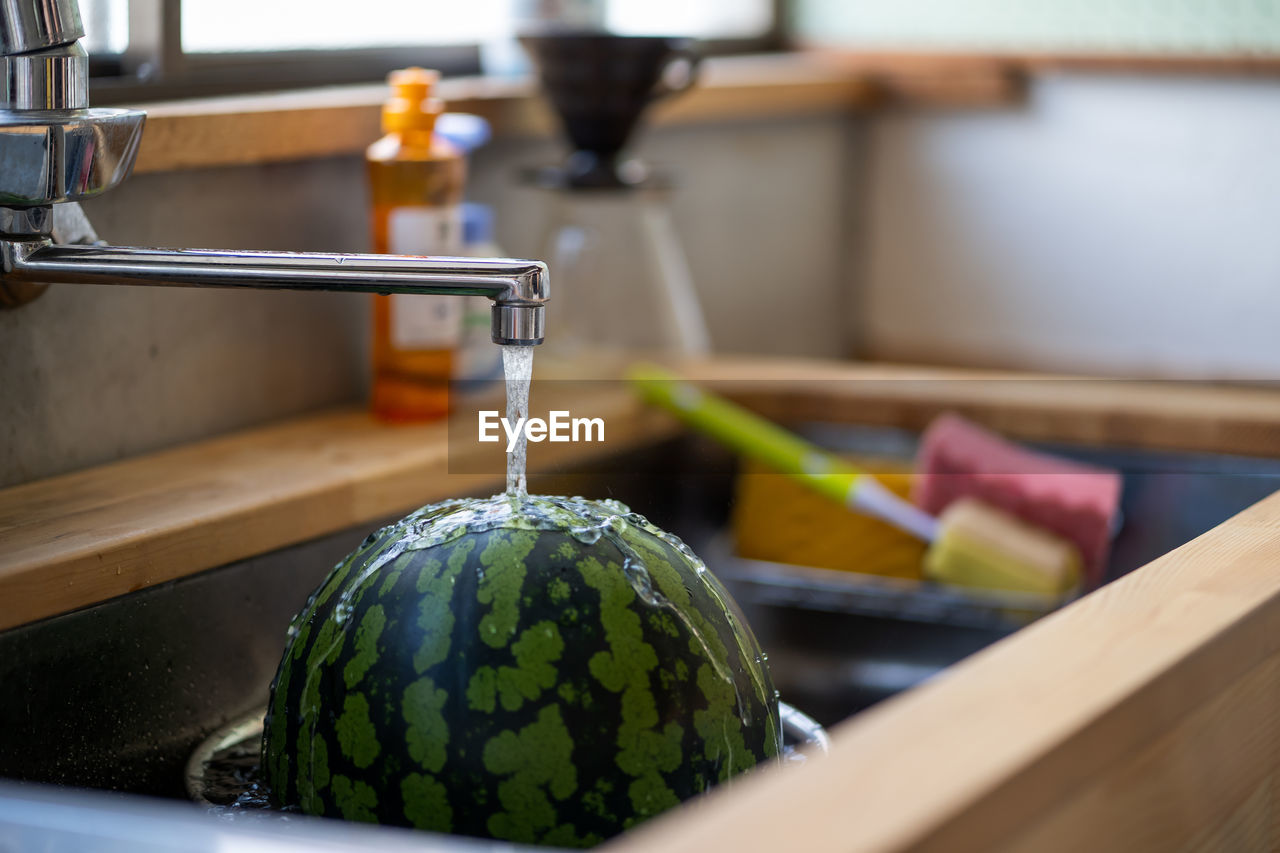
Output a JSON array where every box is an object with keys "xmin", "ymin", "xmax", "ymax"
[
  {"xmin": 2, "ymin": 0, "xmax": 88, "ymax": 110},
  {"xmin": 1, "ymin": 0, "xmax": 83, "ymax": 57}
]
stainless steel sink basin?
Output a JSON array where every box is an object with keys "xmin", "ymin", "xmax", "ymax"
[{"xmin": 1, "ymin": 425, "xmax": 1277, "ymax": 826}]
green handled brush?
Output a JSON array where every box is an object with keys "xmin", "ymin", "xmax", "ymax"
[{"xmin": 630, "ymin": 364, "xmax": 1081, "ymax": 597}]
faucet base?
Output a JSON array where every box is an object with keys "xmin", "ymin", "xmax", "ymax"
[
  {"xmin": 0, "ymin": 201, "xmax": 99, "ymax": 308},
  {"xmin": 0, "ymin": 108, "xmax": 145, "ymax": 206}
]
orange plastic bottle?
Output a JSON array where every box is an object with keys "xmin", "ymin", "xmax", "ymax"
[{"xmin": 368, "ymin": 68, "xmax": 467, "ymax": 422}]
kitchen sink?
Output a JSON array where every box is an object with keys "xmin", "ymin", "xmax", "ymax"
[{"xmin": 2, "ymin": 425, "xmax": 1277, "ymax": 842}]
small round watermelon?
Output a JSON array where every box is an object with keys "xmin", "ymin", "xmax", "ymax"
[{"xmin": 263, "ymin": 494, "xmax": 780, "ymax": 846}]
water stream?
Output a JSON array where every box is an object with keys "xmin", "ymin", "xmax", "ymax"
[{"xmin": 502, "ymin": 344, "xmax": 534, "ymax": 498}]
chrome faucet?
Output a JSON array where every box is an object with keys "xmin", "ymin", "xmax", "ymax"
[{"xmin": 0, "ymin": 0, "xmax": 546, "ymax": 345}]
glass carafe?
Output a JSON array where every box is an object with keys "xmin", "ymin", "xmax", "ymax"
[{"xmin": 536, "ymin": 180, "xmax": 709, "ymax": 358}]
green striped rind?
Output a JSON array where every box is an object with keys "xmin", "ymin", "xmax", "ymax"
[{"xmin": 264, "ymin": 496, "xmax": 779, "ymax": 846}]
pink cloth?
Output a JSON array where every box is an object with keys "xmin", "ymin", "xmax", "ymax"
[{"xmin": 914, "ymin": 413, "xmax": 1122, "ymax": 586}]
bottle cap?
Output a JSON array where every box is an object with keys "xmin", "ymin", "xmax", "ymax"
[
  {"xmin": 436, "ymin": 113, "xmax": 492, "ymax": 153},
  {"xmin": 383, "ymin": 67, "xmax": 444, "ymax": 134}
]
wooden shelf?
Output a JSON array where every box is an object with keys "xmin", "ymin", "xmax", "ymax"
[
  {"xmin": 128, "ymin": 53, "xmax": 1019, "ymax": 174},
  {"xmin": 122, "ymin": 47, "xmax": 1280, "ymax": 175}
]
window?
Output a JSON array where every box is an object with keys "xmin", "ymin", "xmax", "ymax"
[
  {"xmin": 80, "ymin": 0, "xmax": 780, "ymax": 102},
  {"xmin": 80, "ymin": 0, "xmax": 128, "ymax": 54},
  {"xmin": 181, "ymin": 1, "xmax": 515, "ymax": 53},
  {"xmin": 792, "ymin": 0, "xmax": 1280, "ymax": 57}
]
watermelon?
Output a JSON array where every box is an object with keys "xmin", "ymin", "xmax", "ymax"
[{"xmin": 263, "ymin": 494, "xmax": 781, "ymax": 846}]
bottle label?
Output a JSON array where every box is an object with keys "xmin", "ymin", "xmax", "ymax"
[{"xmin": 387, "ymin": 205, "xmax": 464, "ymax": 349}]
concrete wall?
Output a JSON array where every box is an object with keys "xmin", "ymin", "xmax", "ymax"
[
  {"xmin": 859, "ymin": 73, "xmax": 1280, "ymax": 378},
  {"xmin": 0, "ymin": 115, "xmax": 860, "ymax": 487},
  {"xmin": 0, "ymin": 159, "xmax": 372, "ymax": 488}
]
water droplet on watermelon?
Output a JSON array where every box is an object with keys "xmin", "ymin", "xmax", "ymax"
[
  {"xmin": 569, "ymin": 525, "xmax": 603, "ymax": 545},
  {"xmin": 621, "ymin": 557, "xmax": 660, "ymax": 606}
]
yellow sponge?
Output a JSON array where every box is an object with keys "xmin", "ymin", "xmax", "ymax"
[
  {"xmin": 924, "ymin": 498, "xmax": 1082, "ymax": 596},
  {"xmin": 732, "ymin": 456, "xmax": 926, "ymax": 579}
]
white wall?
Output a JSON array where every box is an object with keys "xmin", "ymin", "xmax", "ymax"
[{"xmin": 860, "ymin": 73, "xmax": 1280, "ymax": 378}]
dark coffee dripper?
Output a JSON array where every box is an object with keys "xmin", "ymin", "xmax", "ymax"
[{"xmin": 520, "ymin": 33, "xmax": 701, "ymax": 189}]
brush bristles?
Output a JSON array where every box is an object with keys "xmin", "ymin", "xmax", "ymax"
[{"xmin": 924, "ymin": 498, "xmax": 1082, "ymax": 597}]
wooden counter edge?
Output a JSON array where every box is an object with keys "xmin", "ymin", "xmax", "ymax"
[
  {"xmin": 0, "ymin": 385, "xmax": 677, "ymax": 632},
  {"xmin": 678, "ymin": 355, "xmax": 1280, "ymax": 459},
  {"xmin": 612, "ymin": 489, "xmax": 1280, "ymax": 852}
]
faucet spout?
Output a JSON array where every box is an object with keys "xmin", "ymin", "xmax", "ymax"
[{"xmin": 2, "ymin": 239, "xmax": 548, "ymax": 345}]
